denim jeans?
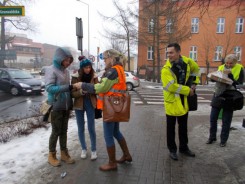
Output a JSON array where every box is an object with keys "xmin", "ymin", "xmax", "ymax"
[
  {"xmin": 209, "ymin": 107, "xmax": 233, "ymax": 143},
  {"xmin": 103, "ymin": 122, "xmax": 124, "ymax": 147},
  {"xmin": 75, "ymin": 96, "xmax": 96, "ymax": 151}
]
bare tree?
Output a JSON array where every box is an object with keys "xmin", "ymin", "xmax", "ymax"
[
  {"xmin": 107, "ymin": 36, "xmax": 127, "ymax": 56},
  {"xmin": 138, "ymin": 0, "xmax": 192, "ymax": 82},
  {"xmin": 0, "ymin": 0, "xmax": 37, "ymax": 67},
  {"xmin": 98, "ymin": 0, "xmax": 137, "ymax": 71}
]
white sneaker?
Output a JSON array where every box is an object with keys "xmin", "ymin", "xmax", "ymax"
[
  {"xmin": 81, "ymin": 150, "xmax": 87, "ymax": 159},
  {"xmin": 91, "ymin": 151, "xmax": 97, "ymax": 160}
]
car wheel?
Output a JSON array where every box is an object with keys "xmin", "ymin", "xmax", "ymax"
[
  {"xmin": 126, "ymin": 82, "xmax": 133, "ymax": 91},
  {"xmin": 10, "ymin": 86, "xmax": 19, "ymax": 96}
]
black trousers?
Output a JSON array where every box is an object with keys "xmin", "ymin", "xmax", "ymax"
[{"xmin": 166, "ymin": 113, "xmax": 189, "ymax": 153}]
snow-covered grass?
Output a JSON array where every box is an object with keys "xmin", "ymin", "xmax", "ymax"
[{"xmin": 0, "ymin": 118, "xmax": 78, "ymax": 184}]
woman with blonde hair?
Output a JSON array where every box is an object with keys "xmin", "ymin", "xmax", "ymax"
[
  {"xmin": 206, "ymin": 54, "xmax": 244, "ymax": 147},
  {"xmin": 74, "ymin": 49, "xmax": 132, "ymax": 171}
]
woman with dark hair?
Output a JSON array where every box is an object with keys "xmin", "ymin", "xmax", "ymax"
[{"xmin": 71, "ymin": 58, "xmax": 98, "ymax": 160}]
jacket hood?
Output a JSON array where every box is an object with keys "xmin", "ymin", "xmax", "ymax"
[{"xmin": 53, "ymin": 47, "xmax": 73, "ymax": 69}]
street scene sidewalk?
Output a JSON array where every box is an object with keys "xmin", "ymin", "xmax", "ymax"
[
  {"xmin": 1, "ymin": 81, "xmax": 245, "ymax": 184},
  {"xmin": 1, "ymin": 100, "xmax": 244, "ymax": 184}
]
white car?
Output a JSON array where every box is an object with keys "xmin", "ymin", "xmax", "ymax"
[
  {"xmin": 124, "ymin": 71, "xmax": 140, "ymax": 91},
  {"xmin": 97, "ymin": 70, "xmax": 140, "ymax": 91}
]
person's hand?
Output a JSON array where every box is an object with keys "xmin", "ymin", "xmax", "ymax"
[
  {"xmin": 189, "ymin": 88, "xmax": 195, "ymax": 96},
  {"xmin": 73, "ymin": 82, "xmax": 82, "ymax": 89},
  {"xmin": 191, "ymin": 84, "xmax": 196, "ymax": 91}
]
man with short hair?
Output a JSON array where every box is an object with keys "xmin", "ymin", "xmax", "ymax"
[{"xmin": 161, "ymin": 43, "xmax": 200, "ymax": 160}]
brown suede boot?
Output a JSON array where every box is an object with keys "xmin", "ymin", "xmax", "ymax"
[
  {"xmin": 99, "ymin": 146, "xmax": 117, "ymax": 171},
  {"xmin": 61, "ymin": 149, "xmax": 75, "ymax": 164},
  {"xmin": 48, "ymin": 151, "xmax": 61, "ymax": 167},
  {"xmin": 117, "ymin": 138, "xmax": 132, "ymax": 164}
]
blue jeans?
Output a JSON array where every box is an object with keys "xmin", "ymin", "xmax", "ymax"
[
  {"xmin": 75, "ymin": 96, "xmax": 96, "ymax": 151},
  {"xmin": 209, "ymin": 107, "xmax": 233, "ymax": 143},
  {"xmin": 103, "ymin": 122, "xmax": 124, "ymax": 147}
]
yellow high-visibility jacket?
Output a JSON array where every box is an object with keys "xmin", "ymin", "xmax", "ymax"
[
  {"xmin": 161, "ymin": 56, "xmax": 200, "ymax": 116},
  {"xmin": 218, "ymin": 63, "xmax": 243, "ymax": 82}
]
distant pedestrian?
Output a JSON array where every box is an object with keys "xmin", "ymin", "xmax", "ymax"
[
  {"xmin": 161, "ymin": 43, "xmax": 200, "ymax": 161},
  {"xmin": 71, "ymin": 57, "xmax": 98, "ymax": 160},
  {"xmin": 206, "ymin": 54, "xmax": 244, "ymax": 147},
  {"xmin": 45, "ymin": 47, "xmax": 76, "ymax": 167},
  {"xmin": 73, "ymin": 49, "xmax": 132, "ymax": 171}
]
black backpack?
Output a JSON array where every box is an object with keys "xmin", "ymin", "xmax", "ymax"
[{"xmin": 221, "ymin": 90, "xmax": 244, "ymax": 111}]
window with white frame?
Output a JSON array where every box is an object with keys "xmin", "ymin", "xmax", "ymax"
[
  {"xmin": 214, "ymin": 46, "xmax": 223, "ymax": 61},
  {"xmin": 235, "ymin": 17, "xmax": 244, "ymax": 33},
  {"xmin": 189, "ymin": 46, "xmax": 197, "ymax": 61},
  {"xmin": 166, "ymin": 19, "xmax": 173, "ymax": 33},
  {"xmin": 147, "ymin": 46, "xmax": 153, "ymax": 60},
  {"xmin": 234, "ymin": 46, "xmax": 242, "ymax": 61},
  {"xmin": 148, "ymin": 18, "xmax": 154, "ymax": 33},
  {"xmin": 191, "ymin": 18, "xmax": 199, "ymax": 33},
  {"xmin": 217, "ymin": 18, "xmax": 225, "ymax": 33}
]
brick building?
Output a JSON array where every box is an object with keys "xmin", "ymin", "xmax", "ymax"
[{"xmin": 137, "ymin": 0, "xmax": 245, "ymax": 81}]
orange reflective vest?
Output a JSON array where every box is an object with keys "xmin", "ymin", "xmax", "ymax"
[{"xmin": 97, "ymin": 65, "xmax": 127, "ymax": 110}]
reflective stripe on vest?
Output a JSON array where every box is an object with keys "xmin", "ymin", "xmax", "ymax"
[{"xmin": 96, "ymin": 65, "xmax": 126, "ymax": 110}]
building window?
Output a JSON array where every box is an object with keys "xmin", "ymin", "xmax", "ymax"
[
  {"xmin": 217, "ymin": 18, "xmax": 225, "ymax": 33},
  {"xmin": 148, "ymin": 18, "xmax": 154, "ymax": 33},
  {"xmin": 191, "ymin": 18, "xmax": 199, "ymax": 33},
  {"xmin": 166, "ymin": 19, "xmax": 173, "ymax": 33},
  {"xmin": 214, "ymin": 46, "xmax": 223, "ymax": 61},
  {"xmin": 147, "ymin": 46, "xmax": 153, "ymax": 60},
  {"xmin": 235, "ymin": 17, "xmax": 244, "ymax": 33},
  {"xmin": 234, "ymin": 46, "xmax": 242, "ymax": 61},
  {"xmin": 189, "ymin": 46, "xmax": 197, "ymax": 61}
]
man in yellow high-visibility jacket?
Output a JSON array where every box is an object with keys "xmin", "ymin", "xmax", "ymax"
[{"xmin": 161, "ymin": 43, "xmax": 200, "ymax": 161}]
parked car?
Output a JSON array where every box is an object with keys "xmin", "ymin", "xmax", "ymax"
[
  {"xmin": 97, "ymin": 70, "xmax": 140, "ymax": 91},
  {"xmin": 124, "ymin": 71, "xmax": 140, "ymax": 91},
  {"xmin": 0, "ymin": 68, "xmax": 45, "ymax": 96}
]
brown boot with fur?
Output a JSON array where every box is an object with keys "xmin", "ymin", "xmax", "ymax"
[
  {"xmin": 99, "ymin": 146, "xmax": 117, "ymax": 171},
  {"xmin": 48, "ymin": 151, "xmax": 61, "ymax": 167},
  {"xmin": 117, "ymin": 138, "xmax": 132, "ymax": 164},
  {"xmin": 61, "ymin": 149, "xmax": 75, "ymax": 164}
]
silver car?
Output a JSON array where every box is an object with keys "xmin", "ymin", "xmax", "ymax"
[
  {"xmin": 97, "ymin": 70, "xmax": 140, "ymax": 91},
  {"xmin": 124, "ymin": 71, "xmax": 140, "ymax": 91}
]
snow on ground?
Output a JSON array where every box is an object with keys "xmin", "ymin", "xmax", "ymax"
[{"xmin": 0, "ymin": 118, "xmax": 80, "ymax": 184}]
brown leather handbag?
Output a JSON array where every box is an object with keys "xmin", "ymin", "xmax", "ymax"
[{"xmin": 103, "ymin": 93, "xmax": 131, "ymax": 122}]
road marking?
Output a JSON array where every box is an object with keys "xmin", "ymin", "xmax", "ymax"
[
  {"xmin": 147, "ymin": 101, "xmax": 164, "ymax": 104},
  {"xmin": 141, "ymin": 95, "xmax": 163, "ymax": 98},
  {"xmin": 134, "ymin": 101, "xmax": 144, "ymax": 104}
]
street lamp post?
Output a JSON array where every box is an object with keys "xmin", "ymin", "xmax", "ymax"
[{"xmin": 77, "ymin": 0, "xmax": 90, "ymax": 56}]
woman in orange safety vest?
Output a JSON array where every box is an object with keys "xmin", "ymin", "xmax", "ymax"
[{"xmin": 74, "ymin": 49, "xmax": 132, "ymax": 171}]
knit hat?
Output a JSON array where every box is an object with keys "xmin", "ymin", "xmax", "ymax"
[
  {"xmin": 78, "ymin": 55, "xmax": 86, "ymax": 61},
  {"xmin": 80, "ymin": 58, "xmax": 92, "ymax": 68}
]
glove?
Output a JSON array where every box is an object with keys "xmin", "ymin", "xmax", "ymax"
[{"xmin": 228, "ymin": 73, "xmax": 234, "ymax": 81}]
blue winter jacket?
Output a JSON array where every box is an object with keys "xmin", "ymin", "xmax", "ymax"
[{"xmin": 45, "ymin": 47, "xmax": 73, "ymax": 110}]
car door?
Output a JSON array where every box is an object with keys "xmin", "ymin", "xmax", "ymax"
[{"xmin": 0, "ymin": 70, "xmax": 11, "ymax": 92}]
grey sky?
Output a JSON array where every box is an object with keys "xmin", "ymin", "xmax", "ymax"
[{"xmin": 21, "ymin": 0, "xmax": 136, "ymax": 56}]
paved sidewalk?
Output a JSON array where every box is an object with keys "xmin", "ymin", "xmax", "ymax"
[{"xmin": 21, "ymin": 102, "xmax": 245, "ymax": 184}]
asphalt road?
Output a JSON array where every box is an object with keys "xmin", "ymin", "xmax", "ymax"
[{"xmin": 0, "ymin": 90, "xmax": 46, "ymax": 124}]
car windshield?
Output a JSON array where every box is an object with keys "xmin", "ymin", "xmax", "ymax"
[{"xmin": 9, "ymin": 70, "xmax": 34, "ymax": 79}]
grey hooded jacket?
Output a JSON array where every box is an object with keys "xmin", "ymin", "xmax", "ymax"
[{"xmin": 45, "ymin": 47, "xmax": 73, "ymax": 111}]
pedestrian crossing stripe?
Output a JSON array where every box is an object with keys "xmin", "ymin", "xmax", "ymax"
[{"xmin": 133, "ymin": 99, "xmax": 211, "ymax": 105}]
